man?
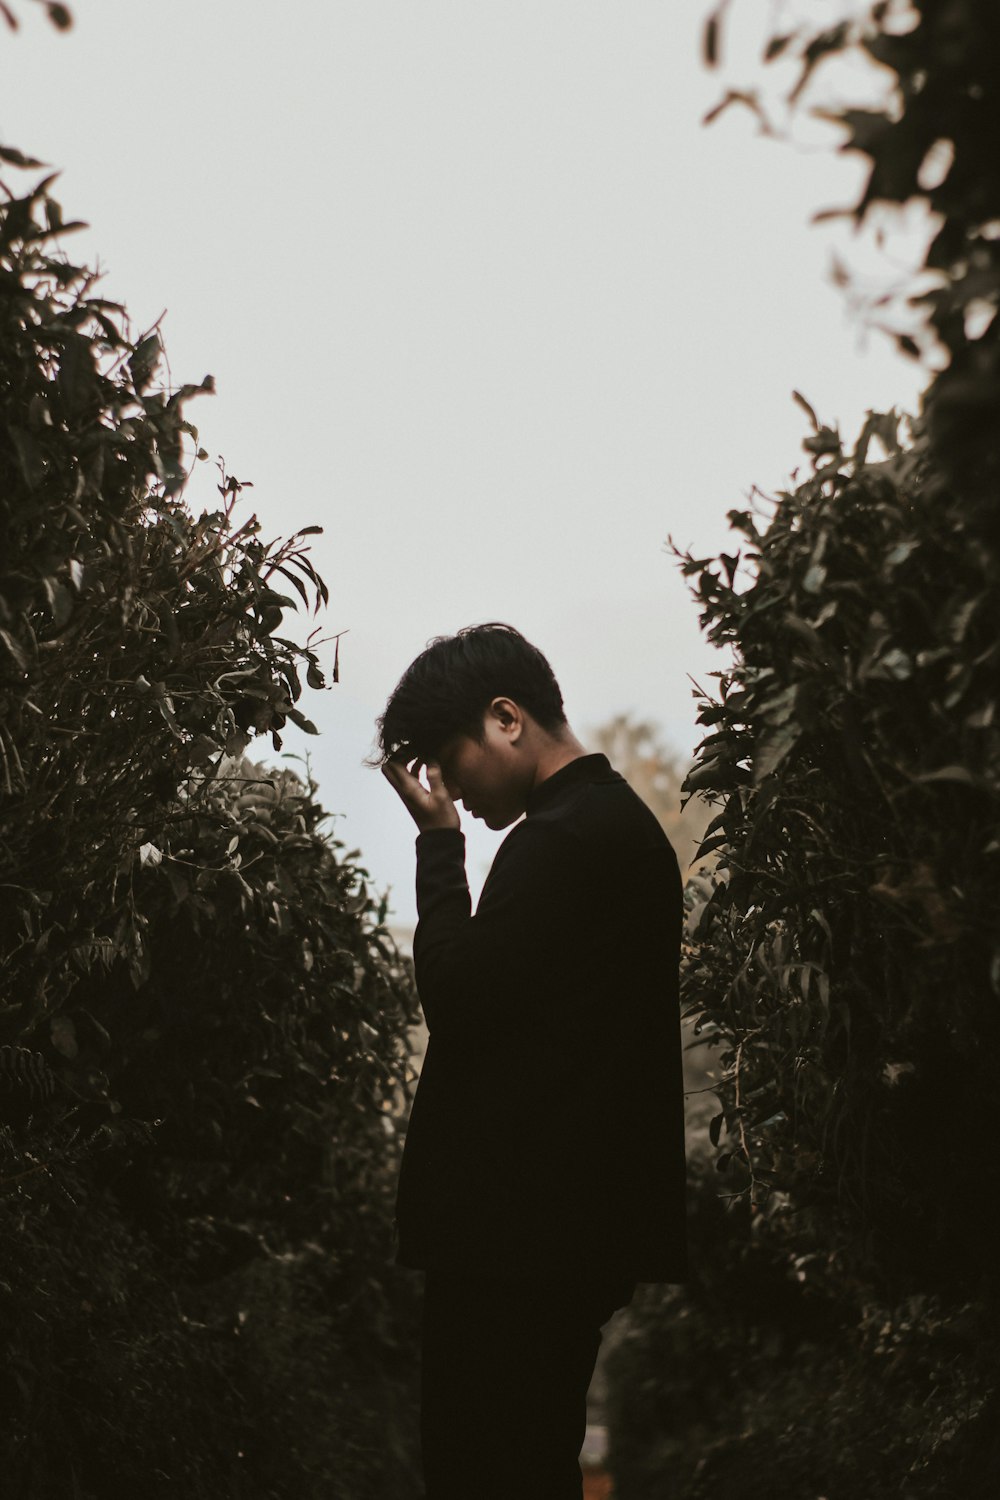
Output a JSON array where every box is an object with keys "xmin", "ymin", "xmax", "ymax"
[{"xmin": 376, "ymin": 622, "xmax": 688, "ymax": 1500}]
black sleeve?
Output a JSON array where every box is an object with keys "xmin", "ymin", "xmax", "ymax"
[{"xmin": 412, "ymin": 818, "xmax": 582, "ymax": 1037}]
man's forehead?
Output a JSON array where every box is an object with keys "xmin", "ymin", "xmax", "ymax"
[{"xmin": 435, "ymin": 731, "xmax": 472, "ymax": 760}]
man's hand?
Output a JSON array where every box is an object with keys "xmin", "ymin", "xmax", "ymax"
[{"xmin": 382, "ymin": 752, "xmax": 461, "ymax": 833}]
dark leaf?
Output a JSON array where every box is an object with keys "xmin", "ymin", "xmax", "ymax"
[
  {"xmin": 764, "ymin": 33, "xmax": 794, "ymax": 62},
  {"xmin": 128, "ymin": 332, "xmax": 161, "ymax": 391},
  {"xmin": 704, "ymin": 13, "xmax": 719, "ymax": 67},
  {"xmin": 8, "ymin": 425, "xmax": 47, "ymax": 487},
  {"xmin": 0, "ymin": 144, "xmax": 45, "ymax": 167},
  {"xmin": 791, "ymin": 389, "xmax": 819, "ymax": 431}
]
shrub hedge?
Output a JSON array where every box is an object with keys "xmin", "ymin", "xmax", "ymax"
[
  {"xmin": 604, "ymin": 403, "xmax": 1000, "ymax": 1497},
  {"xmin": 1, "ymin": 134, "xmax": 424, "ymax": 1498},
  {"xmin": 605, "ymin": 5, "xmax": 1000, "ymax": 1488},
  {"xmin": 673, "ymin": 407, "xmax": 999, "ymax": 1292}
]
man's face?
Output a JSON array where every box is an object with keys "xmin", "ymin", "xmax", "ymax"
[{"xmin": 432, "ymin": 708, "xmax": 529, "ymax": 831}]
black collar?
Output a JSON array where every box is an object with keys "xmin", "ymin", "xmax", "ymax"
[{"xmin": 524, "ymin": 752, "xmax": 616, "ymax": 817}]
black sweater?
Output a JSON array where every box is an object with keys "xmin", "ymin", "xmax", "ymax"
[{"xmin": 393, "ymin": 752, "xmax": 689, "ymax": 1283}]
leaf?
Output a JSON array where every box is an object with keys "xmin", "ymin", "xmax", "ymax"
[
  {"xmin": 704, "ymin": 13, "xmax": 719, "ymax": 66},
  {"xmin": 754, "ymin": 724, "xmax": 801, "ymax": 783},
  {"xmin": 0, "ymin": 144, "xmax": 47, "ymax": 167},
  {"xmin": 226, "ymin": 728, "xmax": 251, "ymax": 758},
  {"xmin": 866, "ymin": 647, "xmax": 912, "ymax": 682},
  {"xmin": 702, "ymin": 89, "xmax": 771, "ymax": 133},
  {"xmin": 910, "ymin": 766, "xmax": 984, "ymax": 789},
  {"xmin": 129, "ymin": 332, "xmax": 161, "ymax": 391},
  {"xmin": 791, "ymin": 389, "xmax": 819, "ymax": 430},
  {"xmin": 695, "ymin": 832, "xmax": 730, "ymax": 859},
  {"xmin": 50, "ymin": 1014, "xmax": 78, "ymax": 1060},
  {"xmin": 268, "ymin": 563, "xmax": 310, "ymax": 608},
  {"xmin": 287, "ymin": 708, "xmax": 319, "ymax": 735},
  {"xmin": 58, "ymin": 333, "xmax": 98, "ymax": 413},
  {"xmin": 803, "ymin": 426, "xmax": 841, "ymax": 457},
  {"xmin": 816, "ymin": 971, "xmax": 830, "ymax": 1013},
  {"xmin": 41, "ymin": 576, "xmax": 73, "ymax": 627},
  {"xmin": 0, "ymin": 627, "xmax": 32, "ymax": 671},
  {"xmin": 839, "ymin": 108, "xmax": 892, "ymax": 157},
  {"xmin": 764, "ymin": 33, "xmax": 795, "ymax": 62},
  {"xmin": 187, "ymin": 733, "xmax": 221, "ymax": 765},
  {"xmin": 156, "ymin": 696, "xmax": 185, "ymax": 740},
  {"xmin": 885, "ymin": 539, "xmax": 919, "ymax": 568},
  {"xmin": 8, "ymin": 425, "xmax": 46, "ymax": 487}
]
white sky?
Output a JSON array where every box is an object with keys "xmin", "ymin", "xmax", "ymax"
[{"xmin": 2, "ymin": 1, "xmax": 929, "ymax": 925}]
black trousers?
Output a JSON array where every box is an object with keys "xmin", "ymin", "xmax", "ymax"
[{"xmin": 418, "ymin": 1268, "xmax": 636, "ymax": 1500}]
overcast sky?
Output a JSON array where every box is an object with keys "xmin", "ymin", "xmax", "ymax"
[{"xmin": 2, "ymin": 1, "xmax": 929, "ymax": 925}]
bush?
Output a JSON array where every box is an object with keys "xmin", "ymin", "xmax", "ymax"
[
  {"xmin": 1, "ymin": 147, "xmax": 424, "ymax": 1497},
  {"xmin": 0, "ymin": 151, "xmax": 336, "ymax": 1036},
  {"xmin": 1, "ymin": 760, "xmax": 425, "ymax": 1498},
  {"xmin": 609, "ymin": 1006, "xmax": 1000, "ymax": 1500},
  {"xmin": 672, "ymin": 407, "xmax": 999, "ymax": 1292},
  {"xmin": 605, "ymin": 1158, "xmax": 998, "ymax": 1500},
  {"xmin": 608, "ymin": 8, "xmax": 1000, "ymax": 1448}
]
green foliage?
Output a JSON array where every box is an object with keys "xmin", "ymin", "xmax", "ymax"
[
  {"xmin": 2, "ymin": 762, "xmax": 424, "ymax": 1498},
  {"xmin": 1, "ymin": 151, "xmax": 425, "ymax": 1496},
  {"xmin": 604, "ymin": 1157, "xmax": 1000, "ymax": 1500},
  {"xmin": 606, "ymin": 8, "xmax": 1000, "ymax": 1484},
  {"xmin": 672, "ymin": 407, "xmax": 999, "ymax": 1289},
  {"xmin": 1, "ymin": 156, "xmax": 332, "ymax": 1056},
  {"xmin": 704, "ymin": 0, "xmax": 1000, "ymax": 496}
]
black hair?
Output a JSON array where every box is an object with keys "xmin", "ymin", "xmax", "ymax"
[{"xmin": 371, "ymin": 622, "xmax": 567, "ymax": 766}]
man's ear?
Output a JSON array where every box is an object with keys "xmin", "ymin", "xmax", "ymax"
[{"xmin": 489, "ymin": 696, "xmax": 523, "ymax": 742}]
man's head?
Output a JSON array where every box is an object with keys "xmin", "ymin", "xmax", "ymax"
[{"xmin": 373, "ymin": 623, "xmax": 574, "ymax": 829}]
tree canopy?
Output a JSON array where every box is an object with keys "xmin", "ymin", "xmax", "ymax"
[{"xmin": 704, "ymin": 0, "xmax": 1000, "ymax": 499}]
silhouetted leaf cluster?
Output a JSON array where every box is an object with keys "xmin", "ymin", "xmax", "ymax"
[
  {"xmin": 705, "ymin": 0, "xmax": 1000, "ymax": 501},
  {"xmin": 0, "ymin": 160, "xmax": 332, "ymax": 1050}
]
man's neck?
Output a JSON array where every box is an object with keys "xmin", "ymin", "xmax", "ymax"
[{"xmin": 530, "ymin": 730, "xmax": 589, "ymax": 792}]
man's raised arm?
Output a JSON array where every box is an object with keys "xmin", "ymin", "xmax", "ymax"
[{"xmin": 410, "ymin": 817, "xmax": 580, "ymax": 1035}]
